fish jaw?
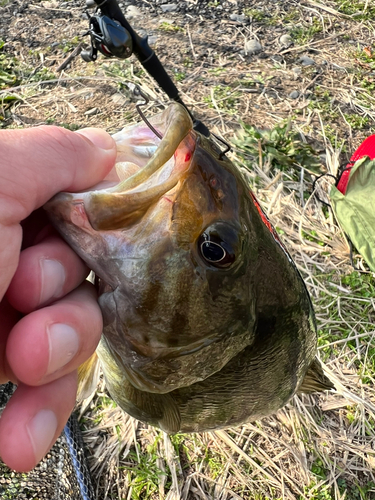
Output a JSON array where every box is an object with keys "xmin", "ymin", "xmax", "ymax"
[
  {"xmin": 45, "ymin": 103, "xmax": 196, "ymax": 283},
  {"xmin": 46, "ymin": 102, "xmax": 194, "ymax": 228}
]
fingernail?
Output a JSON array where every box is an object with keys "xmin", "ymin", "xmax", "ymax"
[
  {"xmin": 75, "ymin": 128, "xmax": 115, "ymax": 151},
  {"xmin": 39, "ymin": 259, "xmax": 65, "ymax": 305},
  {"xmin": 47, "ymin": 323, "xmax": 79, "ymax": 375},
  {"xmin": 27, "ymin": 409, "xmax": 58, "ymax": 463}
]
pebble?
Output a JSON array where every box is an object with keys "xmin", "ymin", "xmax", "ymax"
[
  {"xmin": 299, "ymin": 55, "xmax": 316, "ymax": 66},
  {"xmin": 160, "ymin": 3, "xmax": 178, "ymax": 13},
  {"xmin": 292, "ymin": 66, "xmax": 301, "ymax": 80},
  {"xmin": 279, "ymin": 34, "xmax": 292, "ymax": 47},
  {"xmin": 158, "ymin": 17, "xmax": 175, "ymax": 24},
  {"xmin": 289, "ymin": 90, "xmax": 299, "ymax": 99},
  {"xmin": 84, "ymin": 107, "xmax": 99, "ymax": 116},
  {"xmin": 148, "ymin": 35, "xmax": 158, "ymax": 45},
  {"xmin": 126, "ymin": 5, "xmax": 142, "ymax": 18},
  {"xmin": 244, "ymin": 39, "xmax": 262, "ymax": 55},
  {"xmin": 112, "ymin": 93, "xmax": 127, "ymax": 105},
  {"xmin": 229, "ymin": 13, "xmax": 248, "ymax": 23}
]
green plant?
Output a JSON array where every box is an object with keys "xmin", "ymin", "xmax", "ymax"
[
  {"xmin": 235, "ymin": 120, "xmax": 322, "ymax": 177},
  {"xmin": 158, "ymin": 22, "xmax": 184, "ymax": 33},
  {"xmin": 333, "ymin": 0, "xmax": 375, "ymax": 19},
  {"xmin": 344, "ymin": 113, "xmax": 370, "ymax": 129},
  {"xmin": 244, "ymin": 9, "xmax": 265, "ymax": 21},
  {"xmin": 122, "ymin": 443, "xmax": 167, "ymax": 500},
  {"xmin": 290, "ymin": 19, "xmax": 323, "ymax": 44},
  {"xmin": 0, "ymin": 41, "xmax": 20, "ymax": 89},
  {"xmin": 203, "ymin": 85, "xmax": 241, "ymax": 113},
  {"xmin": 173, "ymin": 70, "xmax": 186, "ymax": 81}
]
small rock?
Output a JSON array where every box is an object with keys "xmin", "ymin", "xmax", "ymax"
[
  {"xmin": 271, "ymin": 54, "xmax": 283, "ymax": 62},
  {"xmin": 292, "ymin": 66, "xmax": 301, "ymax": 80},
  {"xmin": 126, "ymin": 5, "xmax": 142, "ymax": 18},
  {"xmin": 299, "ymin": 55, "xmax": 315, "ymax": 66},
  {"xmin": 41, "ymin": 0, "xmax": 59, "ymax": 7},
  {"xmin": 84, "ymin": 107, "xmax": 99, "ymax": 116},
  {"xmin": 244, "ymin": 39, "xmax": 262, "ymax": 55},
  {"xmin": 289, "ymin": 90, "xmax": 300, "ymax": 99},
  {"xmin": 279, "ymin": 34, "xmax": 293, "ymax": 47},
  {"xmin": 230, "ymin": 13, "xmax": 247, "ymax": 23},
  {"xmin": 160, "ymin": 3, "xmax": 178, "ymax": 12},
  {"xmin": 148, "ymin": 35, "xmax": 158, "ymax": 46},
  {"xmin": 158, "ymin": 17, "xmax": 174, "ymax": 25},
  {"xmin": 112, "ymin": 93, "xmax": 127, "ymax": 105}
]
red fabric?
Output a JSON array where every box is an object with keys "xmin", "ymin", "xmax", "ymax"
[{"xmin": 337, "ymin": 135, "xmax": 375, "ymax": 194}]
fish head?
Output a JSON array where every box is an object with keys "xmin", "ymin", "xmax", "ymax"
[{"xmin": 45, "ymin": 103, "xmax": 315, "ymax": 402}]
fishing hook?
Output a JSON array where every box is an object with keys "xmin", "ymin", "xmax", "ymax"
[
  {"xmin": 133, "ymin": 86, "xmax": 231, "ymax": 159},
  {"xmin": 134, "ymin": 86, "xmax": 163, "ymax": 139},
  {"xmin": 211, "ymin": 133, "xmax": 231, "ymax": 160}
]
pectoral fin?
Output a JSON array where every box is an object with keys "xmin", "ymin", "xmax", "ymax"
[
  {"xmin": 298, "ymin": 357, "xmax": 335, "ymax": 394},
  {"xmin": 77, "ymin": 351, "xmax": 101, "ymax": 401}
]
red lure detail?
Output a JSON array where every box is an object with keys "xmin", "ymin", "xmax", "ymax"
[{"xmin": 184, "ymin": 152, "xmax": 192, "ymax": 163}]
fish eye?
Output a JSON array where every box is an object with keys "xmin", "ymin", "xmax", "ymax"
[{"xmin": 198, "ymin": 223, "xmax": 238, "ymax": 268}]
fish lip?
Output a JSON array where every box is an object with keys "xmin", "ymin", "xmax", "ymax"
[{"xmin": 47, "ymin": 103, "xmax": 196, "ymax": 231}]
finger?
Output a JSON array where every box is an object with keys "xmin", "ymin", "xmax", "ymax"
[
  {"xmin": 6, "ymin": 234, "xmax": 89, "ymax": 313},
  {"xmin": 21, "ymin": 208, "xmax": 53, "ymax": 250},
  {"xmin": 0, "ymin": 297, "xmax": 20, "ymax": 383},
  {"xmin": 0, "ymin": 127, "xmax": 116, "ymax": 300},
  {"xmin": 0, "ymin": 371, "xmax": 77, "ymax": 472},
  {"xmin": 6, "ymin": 282, "xmax": 102, "ymax": 386},
  {"xmin": 0, "ymin": 126, "xmax": 116, "ymax": 225}
]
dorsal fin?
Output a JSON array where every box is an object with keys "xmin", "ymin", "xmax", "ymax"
[{"xmin": 298, "ymin": 357, "xmax": 335, "ymax": 394}]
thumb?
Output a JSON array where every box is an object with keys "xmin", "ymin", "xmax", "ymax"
[{"xmin": 0, "ymin": 125, "xmax": 117, "ymax": 225}]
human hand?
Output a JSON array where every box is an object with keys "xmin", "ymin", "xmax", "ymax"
[{"xmin": 0, "ymin": 125, "xmax": 116, "ymax": 471}]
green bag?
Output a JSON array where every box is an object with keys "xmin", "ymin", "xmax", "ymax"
[{"xmin": 330, "ymin": 157, "xmax": 375, "ymax": 272}]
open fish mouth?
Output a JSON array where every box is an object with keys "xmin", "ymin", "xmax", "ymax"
[{"xmin": 46, "ymin": 102, "xmax": 195, "ymax": 231}]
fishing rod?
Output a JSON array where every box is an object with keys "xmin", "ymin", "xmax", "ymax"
[{"xmin": 81, "ymin": 0, "xmax": 210, "ymax": 137}]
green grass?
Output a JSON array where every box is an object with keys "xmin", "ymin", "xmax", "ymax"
[
  {"xmin": 290, "ymin": 19, "xmax": 323, "ymax": 44},
  {"xmin": 333, "ymin": 0, "xmax": 375, "ymax": 19},
  {"xmin": 235, "ymin": 119, "xmax": 322, "ymax": 178},
  {"xmin": 203, "ymin": 85, "xmax": 241, "ymax": 113},
  {"xmin": 158, "ymin": 22, "xmax": 184, "ymax": 33},
  {"xmin": 122, "ymin": 441, "xmax": 168, "ymax": 500}
]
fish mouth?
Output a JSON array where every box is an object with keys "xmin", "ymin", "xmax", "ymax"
[{"xmin": 46, "ymin": 103, "xmax": 195, "ymax": 231}]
